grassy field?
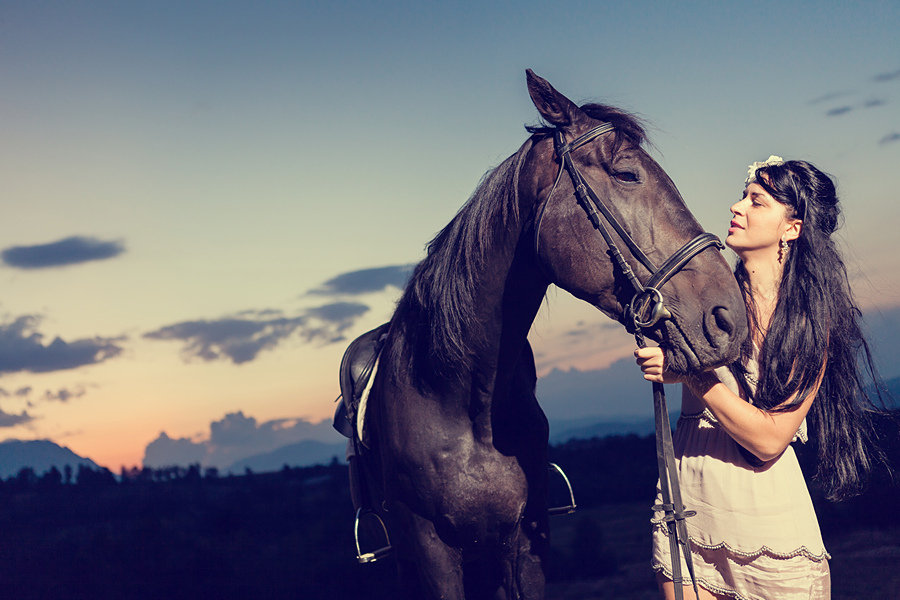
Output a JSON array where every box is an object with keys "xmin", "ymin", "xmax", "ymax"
[
  {"xmin": 544, "ymin": 502, "xmax": 900, "ymax": 600},
  {"xmin": 1, "ymin": 430, "xmax": 897, "ymax": 599}
]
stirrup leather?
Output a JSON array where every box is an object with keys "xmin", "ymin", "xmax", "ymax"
[
  {"xmin": 354, "ymin": 507, "xmax": 393, "ymax": 564},
  {"xmin": 548, "ymin": 462, "xmax": 577, "ymax": 516}
]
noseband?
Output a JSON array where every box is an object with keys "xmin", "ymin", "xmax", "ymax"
[
  {"xmin": 536, "ymin": 123, "xmax": 724, "ymax": 331},
  {"xmin": 537, "ymin": 123, "xmax": 723, "ymax": 600}
]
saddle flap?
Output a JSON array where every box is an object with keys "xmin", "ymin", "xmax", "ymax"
[{"xmin": 334, "ymin": 323, "xmax": 390, "ymax": 442}]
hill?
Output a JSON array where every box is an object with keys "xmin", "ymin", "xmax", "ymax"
[
  {"xmin": 226, "ymin": 439, "xmax": 347, "ymax": 473},
  {"xmin": 0, "ymin": 439, "xmax": 100, "ymax": 479}
]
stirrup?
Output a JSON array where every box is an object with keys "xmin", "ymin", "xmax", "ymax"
[
  {"xmin": 354, "ymin": 507, "xmax": 393, "ymax": 564},
  {"xmin": 548, "ymin": 462, "xmax": 577, "ymax": 516}
]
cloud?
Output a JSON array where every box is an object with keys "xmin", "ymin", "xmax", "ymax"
[
  {"xmin": 825, "ymin": 106, "xmax": 854, "ymax": 117},
  {"xmin": 879, "ymin": 132, "xmax": 900, "ymax": 146},
  {"xmin": 43, "ymin": 386, "xmax": 88, "ymax": 403},
  {"xmin": 144, "ymin": 313, "xmax": 307, "ymax": 364},
  {"xmin": 0, "ymin": 408, "xmax": 34, "ymax": 428},
  {"xmin": 863, "ymin": 98, "xmax": 887, "ymax": 108},
  {"xmin": 309, "ymin": 264, "xmax": 414, "ymax": 295},
  {"xmin": 142, "ymin": 432, "xmax": 207, "ymax": 467},
  {"xmin": 146, "ymin": 264, "xmax": 411, "ymax": 365},
  {"xmin": 0, "ymin": 316, "xmax": 125, "ymax": 374},
  {"xmin": 873, "ymin": 68, "xmax": 900, "ymax": 82},
  {"xmin": 144, "ymin": 303, "xmax": 369, "ymax": 364},
  {"xmin": 808, "ymin": 91, "xmax": 854, "ymax": 105},
  {"xmin": 143, "ymin": 411, "xmax": 340, "ymax": 469},
  {"xmin": 2, "ymin": 236, "xmax": 125, "ymax": 269}
]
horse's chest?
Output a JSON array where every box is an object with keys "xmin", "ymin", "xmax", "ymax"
[{"xmin": 400, "ymin": 444, "xmax": 529, "ymax": 534}]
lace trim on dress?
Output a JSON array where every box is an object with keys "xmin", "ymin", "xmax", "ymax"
[
  {"xmin": 651, "ymin": 561, "xmax": 746, "ymax": 600},
  {"xmin": 652, "ymin": 561, "xmax": 747, "ymax": 600},
  {"xmin": 650, "ymin": 522, "xmax": 831, "ymax": 562},
  {"xmin": 678, "ymin": 410, "xmax": 808, "ymax": 443}
]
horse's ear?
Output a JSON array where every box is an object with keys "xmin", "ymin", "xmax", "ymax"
[{"xmin": 526, "ymin": 69, "xmax": 587, "ymax": 129}]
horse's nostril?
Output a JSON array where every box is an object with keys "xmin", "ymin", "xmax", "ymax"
[{"xmin": 712, "ymin": 306, "xmax": 735, "ymax": 337}]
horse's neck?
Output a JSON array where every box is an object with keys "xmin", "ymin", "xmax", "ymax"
[{"xmin": 469, "ymin": 237, "xmax": 548, "ymax": 397}]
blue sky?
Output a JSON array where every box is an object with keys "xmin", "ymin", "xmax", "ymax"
[{"xmin": 0, "ymin": 1, "xmax": 898, "ymax": 468}]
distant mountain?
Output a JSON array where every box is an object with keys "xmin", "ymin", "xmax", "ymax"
[
  {"xmin": 225, "ymin": 439, "xmax": 347, "ymax": 474},
  {"xmin": 549, "ymin": 414, "xmax": 679, "ymax": 444},
  {"xmin": 537, "ymin": 356, "xmax": 678, "ymax": 424},
  {"xmin": 137, "ymin": 307, "xmax": 900, "ymax": 475},
  {"xmin": 864, "ymin": 305, "xmax": 900, "ymax": 380},
  {"xmin": 0, "ymin": 439, "xmax": 100, "ymax": 479}
]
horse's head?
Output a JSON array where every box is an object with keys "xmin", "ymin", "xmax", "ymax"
[{"xmin": 522, "ymin": 70, "xmax": 747, "ymax": 373}]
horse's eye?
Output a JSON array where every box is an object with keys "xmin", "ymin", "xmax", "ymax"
[{"xmin": 614, "ymin": 171, "xmax": 639, "ymax": 183}]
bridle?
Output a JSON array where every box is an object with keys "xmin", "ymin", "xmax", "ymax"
[
  {"xmin": 536, "ymin": 122, "xmax": 725, "ymax": 600},
  {"xmin": 536, "ymin": 123, "xmax": 724, "ymax": 330}
]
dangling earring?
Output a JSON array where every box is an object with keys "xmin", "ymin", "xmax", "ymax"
[
  {"xmin": 779, "ymin": 238, "xmax": 789, "ymax": 263},
  {"xmin": 780, "ymin": 238, "xmax": 789, "ymax": 253}
]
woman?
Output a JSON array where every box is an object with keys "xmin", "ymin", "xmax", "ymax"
[{"xmin": 635, "ymin": 156, "xmax": 882, "ymax": 600}]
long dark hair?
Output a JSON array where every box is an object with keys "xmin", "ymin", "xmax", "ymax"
[{"xmin": 734, "ymin": 159, "xmax": 884, "ymax": 500}]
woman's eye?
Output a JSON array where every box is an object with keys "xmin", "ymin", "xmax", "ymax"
[{"xmin": 614, "ymin": 171, "xmax": 638, "ymax": 183}]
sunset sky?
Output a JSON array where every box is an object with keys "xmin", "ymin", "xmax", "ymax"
[{"xmin": 1, "ymin": 1, "xmax": 898, "ymax": 470}]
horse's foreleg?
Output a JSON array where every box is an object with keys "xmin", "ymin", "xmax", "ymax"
[
  {"xmin": 502, "ymin": 512, "xmax": 549, "ymax": 600},
  {"xmin": 395, "ymin": 508, "xmax": 466, "ymax": 600}
]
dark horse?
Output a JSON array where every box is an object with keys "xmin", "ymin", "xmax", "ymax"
[{"xmin": 338, "ymin": 71, "xmax": 747, "ymax": 599}]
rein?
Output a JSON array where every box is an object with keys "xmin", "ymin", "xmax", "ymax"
[{"xmin": 545, "ymin": 123, "xmax": 725, "ymax": 600}]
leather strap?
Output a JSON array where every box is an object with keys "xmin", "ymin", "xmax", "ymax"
[{"xmin": 638, "ymin": 332, "xmax": 701, "ymax": 600}]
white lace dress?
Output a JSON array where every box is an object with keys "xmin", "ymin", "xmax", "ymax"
[{"xmin": 651, "ymin": 364, "xmax": 831, "ymax": 599}]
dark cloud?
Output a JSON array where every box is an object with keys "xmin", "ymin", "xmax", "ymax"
[
  {"xmin": 873, "ymin": 68, "xmax": 900, "ymax": 82},
  {"xmin": 143, "ymin": 411, "xmax": 340, "ymax": 470},
  {"xmin": 863, "ymin": 98, "xmax": 887, "ymax": 108},
  {"xmin": 306, "ymin": 301, "xmax": 369, "ymax": 324},
  {"xmin": 144, "ymin": 313, "xmax": 307, "ymax": 364},
  {"xmin": 0, "ymin": 316, "xmax": 125, "ymax": 374},
  {"xmin": 808, "ymin": 91, "xmax": 854, "ymax": 105},
  {"xmin": 2, "ymin": 236, "xmax": 125, "ymax": 270},
  {"xmin": 880, "ymin": 133, "xmax": 900, "ymax": 146},
  {"xmin": 825, "ymin": 106, "xmax": 854, "ymax": 117},
  {"xmin": 300, "ymin": 302, "xmax": 370, "ymax": 344},
  {"xmin": 43, "ymin": 386, "xmax": 88, "ymax": 403},
  {"xmin": 144, "ymin": 303, "xmax": 369, "ymax": 364},
  {"xmin": 310, "ymin": 264, "xmax": 414, "ymax": 296},
  {"xmin": 0, "ymin": 408, "xmax": 34, "ymax": 428},
  {"xmin": 146, "ymin": 263, "xmax": 408, "ymax": 365}
]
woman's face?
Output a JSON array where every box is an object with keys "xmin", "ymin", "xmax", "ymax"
[{"xmin": 726, "ymin": 182, "xmax": 798, "ymax": 257}]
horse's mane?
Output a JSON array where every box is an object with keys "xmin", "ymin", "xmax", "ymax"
[
  {"xmin": 526, "ymin": 103, "xmax": 649, "ymax": 156},
  {"xmin": 392, "ymin": 137, "xmax": 535, "ymax": 389},
  {"xmin": 392, "ymin": 103, "xmax": 647, "ymax": 390}
]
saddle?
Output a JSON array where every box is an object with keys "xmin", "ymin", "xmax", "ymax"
[
  {"xmin": 333, "ymin": 323, "xmax": 393, "ymax": 564},
  {"xmin": 334, "ymin": 323, "xmax": 390, "ymax": 447}
]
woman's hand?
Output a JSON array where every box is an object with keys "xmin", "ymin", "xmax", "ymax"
[{"xmin": 634, "ymin": 346, "xmax": 684, "ymax": 384}]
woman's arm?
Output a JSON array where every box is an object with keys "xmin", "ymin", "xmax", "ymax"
[
  {"xmin": 635, "ymin": 346, "xmax": 820, "ymax": 463},
  {"xmin": 687, "ymin": 371, "xmax": 814, "ymax": 462}
]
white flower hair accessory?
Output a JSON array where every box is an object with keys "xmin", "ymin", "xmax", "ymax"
[{"xmin": 745, "ymin": 155, "xmax": 784, "ymax": 184}]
